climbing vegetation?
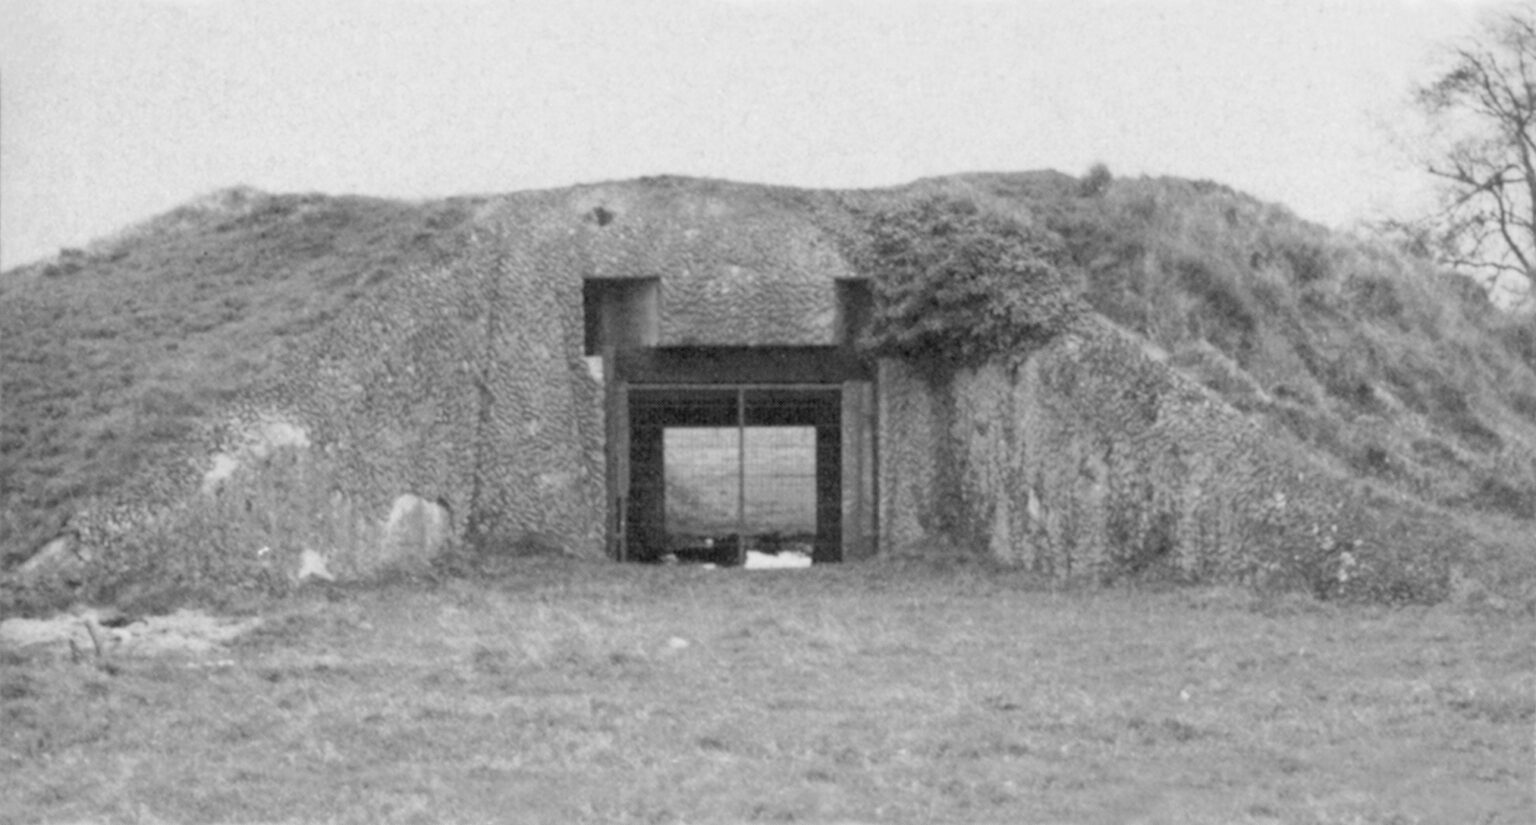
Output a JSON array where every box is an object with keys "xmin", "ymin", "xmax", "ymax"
[{"xmin": 856, "ymin": 195, "xmax": 1083, "ymax": 366}]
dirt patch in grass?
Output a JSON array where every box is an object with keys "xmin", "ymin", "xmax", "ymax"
[
  {"xmin": 1, "ymin": 559, "xmax": 1531, "ymax": 824},
  {"xmin": 0, "ymin": 608, "xmax": 262, "ymax": 658}
]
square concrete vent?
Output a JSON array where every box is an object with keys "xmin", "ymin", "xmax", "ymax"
[{"xmin": 584, "ymin": 278, "xmax": 659, "ymax": 356}]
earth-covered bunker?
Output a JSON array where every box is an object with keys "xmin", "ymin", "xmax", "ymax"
[
  {"xmin": 55, "ymin": 173, "xmax": 1459, "ymax": 599},
  {"xmin": 185, "ymin": 177, "xmax": 888, "ymax": 577},
  {"xmin": 580, "ymin": 198, "xmax": 879, "ymax": 566}
]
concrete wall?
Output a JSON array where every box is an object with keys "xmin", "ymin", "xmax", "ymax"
[
  {"xmin": 193, "ymin": 226, "xmax": 607, "ymax": 578},
  {"xmin": 144, "ymin": 179, "xmax": 865, "ymax": 579},
  {"xmin": 879, "ymin": 316, "xmax": 1371, "ymax": 587}
]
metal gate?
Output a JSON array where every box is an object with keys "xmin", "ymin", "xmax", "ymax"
[{"xmin": 623, "ymin": 386, "xmax": 841, "ymax": 566}]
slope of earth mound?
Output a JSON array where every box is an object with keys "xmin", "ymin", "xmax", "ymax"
[
  {"xmin": 2, "ymin": 171, "xmax": 1533, "ymax": 611},
  {"xmin": 0, "ymin": 188, "xmax": 491, "ymax": 567}
]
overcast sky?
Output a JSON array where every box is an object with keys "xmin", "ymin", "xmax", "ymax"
[{"xmin": 0, "ymin": 0, "xmax": 1495, "ymax": 271}]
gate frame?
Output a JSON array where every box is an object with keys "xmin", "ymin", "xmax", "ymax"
[
  {"xmin": 602, "ymin": 347, "xmax": 877, "ymax": 565},
  {"xmin": 623, "ymin": 384, "xmax": 840, "ymax": 565}
]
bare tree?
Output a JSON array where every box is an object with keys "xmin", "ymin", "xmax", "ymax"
[{"xmin": 1408, "ymin": 5, "xmax": 1536, "ymax": 301}]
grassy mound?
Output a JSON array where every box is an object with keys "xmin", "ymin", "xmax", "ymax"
[
  {"xmin": 2, "ymin": 172, "xmax": 1532, "ymax": 605},
  {"xmin": 955, "ymin": 172, "xmax": 1536, "ymax": 520},
  {"xmin": 0, "ymin": 188, "xmax": 485, "ymax": 567},
  {"xmin": 940, "ymin": 171, "xmax": 1536, "ymax": 596}
]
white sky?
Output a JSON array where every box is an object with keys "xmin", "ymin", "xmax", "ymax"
[{"xmin": 0, "ymin": 0, "xmax": 1494, "ymax": 270}]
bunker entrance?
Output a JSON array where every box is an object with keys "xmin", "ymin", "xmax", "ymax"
[{"xmin": 624, "ymin": 387, "xmax": 840, "ymax": 566}]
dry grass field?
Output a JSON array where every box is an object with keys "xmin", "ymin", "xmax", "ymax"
[
  {"xmin": 2, "ymin": 558, "xmax": 1531, "ymax": 825},
  {"xmin": 664, "ymin": 427, "xmax": 818, "ymax": 538}
]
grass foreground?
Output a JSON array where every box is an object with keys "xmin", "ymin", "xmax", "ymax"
[{"xmin": 1, "ymin": 558, "xmax": 1532, "ymax": 825}]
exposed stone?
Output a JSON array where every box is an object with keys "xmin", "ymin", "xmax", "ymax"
[
  {"xmin": 14, "ymin": 534, "xmax": 86, "ymax": 589},
  {"xmin": 201, "ymin": 417, "xmax": 313, "ymax": 495},
  {"xmin": 18, "ymin": 534, "xmax": 79, "ymax": 576},
  {"xmin": 295, "ymin": 548, "xmax": 335, "ymax": 583},
  {"xmin": 379, "ymin": 494, "xmax": 451, "ymax": 568}
]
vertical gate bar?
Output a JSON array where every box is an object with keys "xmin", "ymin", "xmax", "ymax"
[
  {"xmin": 814, "ymin": 418, "xmax": 842, "ymax": 564},
  {"xmin": 843, "ymin": 382, "xmax": 857, "ymax": 560},
  {"xmin": 609, "ymin": 366, "xmax": 627, "ymax": 562},
  {"xmin": 737, "ymin": 387, "xmax": 747, "ymax": 566},
  {"xmin": 617, "ymin": 495, "xmax": 627, "ymax": 563}
]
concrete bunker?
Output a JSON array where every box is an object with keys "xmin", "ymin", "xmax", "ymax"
[
  {"xmin": 32, "ymin": 175, "xmax": 1421, "ymax": 596},
  {"xmin": 585, "ymin": 276, "xmax": 877, "ymax": 566}
]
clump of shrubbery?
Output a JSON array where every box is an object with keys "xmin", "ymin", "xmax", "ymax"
[
  {"xmin": 846, "ymin": 171, "xmax": 1536, "ymax": 605},
  {"xmin": 855, "ymin": 195, "xmax": 1084, "ymax": 367}
]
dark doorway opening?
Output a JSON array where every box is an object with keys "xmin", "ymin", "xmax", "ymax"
[{"xmin": 625, "ymin": 387, "xmax": 841, "ymax": 566}]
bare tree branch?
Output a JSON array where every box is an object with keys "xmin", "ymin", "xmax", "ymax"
[{"xmin": 1404, "ymin": 7, "xmax": 1536, "ymax": 295}]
